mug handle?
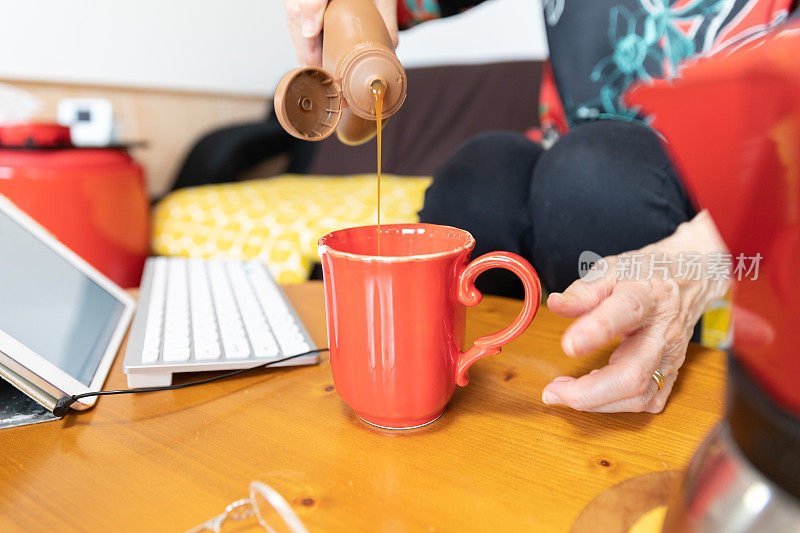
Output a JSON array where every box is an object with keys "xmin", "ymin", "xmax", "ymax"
[{"xmin": 455, "ymin": 252, "xmax": 542, "ymax": 386}]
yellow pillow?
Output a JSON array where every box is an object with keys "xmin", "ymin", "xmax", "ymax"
[{"xmin": 152, "ymin": 174, "xmax": 432, "ymax": 283}]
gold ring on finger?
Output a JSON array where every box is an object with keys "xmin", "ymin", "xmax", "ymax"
[{"xmin": 651, "ymin": 369, "xmax": 665, "ymax": 391}]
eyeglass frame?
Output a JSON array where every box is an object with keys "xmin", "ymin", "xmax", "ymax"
[{"xmin": 187, "ymin": 481, "xmax": 308, "ymax": 533}]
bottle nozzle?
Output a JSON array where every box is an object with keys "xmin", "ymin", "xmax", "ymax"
[{"xmin": 370, "ymin": 78, "xmax": 387, "ymax": 96}]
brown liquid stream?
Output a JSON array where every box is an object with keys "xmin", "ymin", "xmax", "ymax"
[{"xmin": 371, "ymin": 80, "xmax": 385, "ymax": 255}]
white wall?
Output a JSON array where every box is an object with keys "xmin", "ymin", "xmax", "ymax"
[
  {"xmin": 396, "ymin": 0, "xmax": 548, "ymax": 68},
  {"xmin": 0, "ymin": 0, "xmax": 547, "ymax": 97}
]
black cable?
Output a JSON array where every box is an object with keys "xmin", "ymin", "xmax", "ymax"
[{"xmin": 52, "ymin": 348, "xmax": 329, "ymax": 418}]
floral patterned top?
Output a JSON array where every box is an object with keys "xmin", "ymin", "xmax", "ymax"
[{"xmin": 398, "ymin": 0, "xmax": 794, "ymax": 126}]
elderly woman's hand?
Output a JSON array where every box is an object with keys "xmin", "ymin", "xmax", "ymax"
[
  {"xmin": 283, "ymin": 0, "xmax": 399, "ymax": 67},
  {"xmin": 543, "ymin": 210, "xmax": 731, "ymax": 413}
]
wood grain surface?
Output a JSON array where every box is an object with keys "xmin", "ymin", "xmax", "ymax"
[{"xmin": 0, "ymin": 281, "xmax": 726, "ymax": 532}]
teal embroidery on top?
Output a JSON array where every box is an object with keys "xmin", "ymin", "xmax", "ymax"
[
  {"xmin": 579, "ymin": 0, "xmax": 731, "ymax": 124},
  {"xmin": 591, "ymin": 6, "xmax": 663, "ymax": 86},
  {"xmin": 403, "ymin": 0, "xmax": 441, "ymax": 21},
  {"xmin": 421, "ymin": 0, "xmax": 441, "ymax": 16}
]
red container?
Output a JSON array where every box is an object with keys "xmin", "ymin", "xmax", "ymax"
[
  {"xmin": 318, "ymin": 224, "xmax": 541, "ymax": 429},
  {"xmin": 0, "ymin": 123, "xmax": 149, "ymax": 288},
  {"xmin": 626, "ymin": 20, "xmax": 800, "ymax": 415}
]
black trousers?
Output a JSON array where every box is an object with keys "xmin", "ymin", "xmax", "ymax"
[{"xmin": 418, "ymin": 120, "xmax": 696, "ymax": 298}]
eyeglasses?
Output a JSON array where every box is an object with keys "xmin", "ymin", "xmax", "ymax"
[{"xmin": 187, "ymin": 481, "xmax": 309, "ymax": 533}]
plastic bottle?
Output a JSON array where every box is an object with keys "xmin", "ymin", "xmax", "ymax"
[{"xmin": 274, "ymin": 0, "xmax": 407, "ymax": 145}]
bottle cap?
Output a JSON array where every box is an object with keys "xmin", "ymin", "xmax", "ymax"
[{"xmin": 274, "ymin": 68, "xmax": 343, "ymax": 141}]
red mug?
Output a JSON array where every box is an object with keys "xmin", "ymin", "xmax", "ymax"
[{"xmin": 318, "ymin": 223, "xmax": 542, "ymax": 429}]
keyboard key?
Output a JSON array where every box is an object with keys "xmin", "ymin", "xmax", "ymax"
[
  {"xmin": 163, "ymin": 347, "xmax": 191, "ymax": 362},
  {"xmin": 251, "ymin": 336, "xmax": 279, "ymax": 358},
  {"xmin": 164, "ymin": 338, "xmax": 191, "ymax": 353},
  {"xmin": 223, "ymin": 340, "xmax": 251, "ymax": 359},
  {"xmin": 281, "ymin": 339, "xmax": 311, "ymax": 356},
  {"xmin": 194, "ymin": 344, "xmax": 222, "ymax": 361},
  {"xmin": 141, "ymin": 346, "xmax": 160, "ymax": 363}
]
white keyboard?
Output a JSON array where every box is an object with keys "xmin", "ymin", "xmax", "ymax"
[{"xmin": 123, "ymin": 257, "xmax": 318, "ymax": 388}]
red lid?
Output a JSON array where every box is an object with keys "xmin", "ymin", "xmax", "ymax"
[{"xmin": 0, "ymin": 123, "xmax": 72, "ymax": 148}]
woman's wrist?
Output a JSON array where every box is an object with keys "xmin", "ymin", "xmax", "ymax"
[{"xmin": 654, "ymin": 210, "xmax": 728, "ymax": 257}]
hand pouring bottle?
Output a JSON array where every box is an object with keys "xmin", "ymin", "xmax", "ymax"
[{"xmin": 274, "ymin": 0, "xmax": 406, "ymax": 145}]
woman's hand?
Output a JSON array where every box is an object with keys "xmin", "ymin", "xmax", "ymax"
[
  {"xmin": 283, "ymin": 0, "xmax": 399, "ymax": 67},
  {"xmin": 543, "ymin": 210, "xmax": 731, "ymax": 413}
]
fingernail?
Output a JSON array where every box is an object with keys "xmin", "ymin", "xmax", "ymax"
[
  {"xmin": 301, "ymin": 17, "xmax": 317, "ymax": 37},
  {"xmin": 551, "ymin": 376, "xmax": 572, "ymax": 383},
  {"xmin": 551, "ymin": 292, "xmax": 571, "ymax": 303},
  {"xmin": 542, "ymin": 390, "xmax": 561, "ymax": 405},
  {"xmin": 563, "ymin": 336, "xmax": 577, "ymax": 356}
]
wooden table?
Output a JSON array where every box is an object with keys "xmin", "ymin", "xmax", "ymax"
[{"xmin": 0, "ymin": 282, "xmax": 726, "ymax": 532}]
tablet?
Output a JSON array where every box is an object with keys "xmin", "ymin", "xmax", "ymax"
[{"xmin": 0, "ymin": 195, "xmax": 134, "ymax": 412}]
